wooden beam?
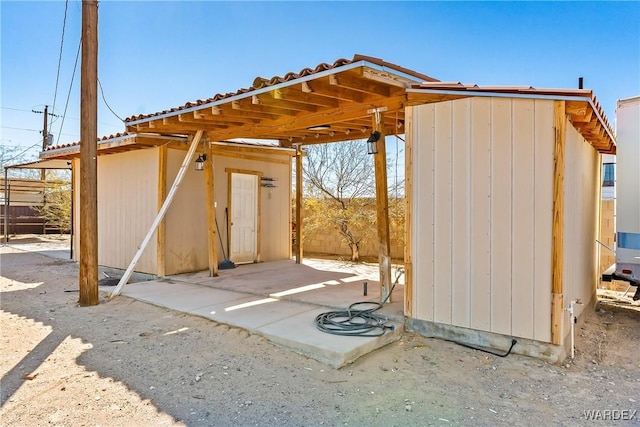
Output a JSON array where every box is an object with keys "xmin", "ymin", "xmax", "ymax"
[
  {"xmin": 78, "ymin": 0, "xmax": 99, "ymax": 307},
  {"xmin": 295, "ymin": 145, "xmax": 303, "ymax": 264},
  {"xmin": 271, "ymin": 88, "xmax": 340, "ymax": 108},
  {"xmin": 219, "ymin": 104, "xmax": 279, "ymax": 121},
  {"xmin": 206, "ymin": 95, "xmax": 407, "ymax": 141},
  {"xmin": 331, "ymin": 71, "xmax": 391, "ymax": 97},
  {"xmin": 110, "ymin": 130, "xmax": 204, "ymax": 298},
  {"xmin": 231, "ymin": 100, "xmax": 299, "ymax": 117},
  {"xmin": 302, "ymin": 78, "xmax": 366, "ymax": 103},
  {"xmin": 156, "ymin": 145, "xmax": 167, "ymax": 277},
  {"xmin": 373, "ymin": 113, "xmax": 392, "ymax": 303},
  {"xmin": 404, "ymin": 107, "xmax": 413, "ymax": 317},
  {"xmin": 253, "ymin": 93, "xmax": 319, "ymax": 112},
  {"xmin": 551, "ymin": 100, "xmax": 566, "ymax": 345},
  {"xmin": 210, "ymin": 149, "xmax": 291, "ymax": 165},
  {"xmin": 566, "ymin": 101, "xmax": 593, "ymax": 123},
  {"xmin": 204, "ymin": 141, "xmax": 218, "ymax": 277},
  {"xmin": 177, "ymin": 112, "xmax": 253, "ymax": 126}
]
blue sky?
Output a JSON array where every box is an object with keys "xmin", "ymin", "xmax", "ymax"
[{"xmin": 1, "ymin": 1, "xmax": 639, "ymax": 161}]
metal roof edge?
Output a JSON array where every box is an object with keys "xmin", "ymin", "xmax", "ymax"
[
  {"xmin": 408, "ymin": 88, "xmax": 616, "ymax": 149},
  {"xmin": 407, "ymin": 87, "xmax": 594, "ymax": 102},
  {"xmin": 126, "ymin": 60, "xmax": 425, "ymax": 127}
]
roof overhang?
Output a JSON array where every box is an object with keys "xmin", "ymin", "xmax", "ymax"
[
  {"xmin": 124, "ymin": 55, "xmax": 437, "ymax": 147},
  {"xmin": 406, "ymin": 86, "xmax": 616, "ymax": 154},
  {"xmin": 40, "ymin": 133, "xmax": 189, "ymax": 160},
  {"xmin": 5, "ymin": 158, "xmax": 73, "ymax": 170}
]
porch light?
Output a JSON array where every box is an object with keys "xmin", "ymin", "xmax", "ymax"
[
  {"xmin": 195, "ymin": 154, "xmax": 206, "ymax": 171},
  {"xmin": 367, "ymin": 131, "xmax": 381, "ymax": 155}
]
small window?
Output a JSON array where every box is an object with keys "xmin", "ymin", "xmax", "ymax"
[{"xmin": 602, "ymin": 163, "xmax": 615, "ymax": 187}]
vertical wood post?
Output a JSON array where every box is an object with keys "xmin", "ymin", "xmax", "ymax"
[
  {"xmin": 373, "ymin": 114, "xmax": 392, "ymax": 303},
  {"xmin": 404, "ymin": 107, "xmax": 414, "ymax": 316},
  {"xmin": 70, "ymin": 161, "xmax": 74, "ymax": 260},
  {"xmin": 204, "ymin": 142, "xmax": 219, "ymax": 276},
  {"xmin": 78, "ymin": 0, "xmax": 99, "ymax": 306},
  {"xmin": 551, "ymin": 100, "xmax": 566, "ymax": 344},
  {"xmin": 295, "ymin": 145, "xmax": 303, "ymax": 264},
  {"xmin": 156, "ymin": 145, "xmax": 167, "ymax": 277},
  {"xmin": 3, "ymin": 168, "xmax": 8, "ymax": 243}
]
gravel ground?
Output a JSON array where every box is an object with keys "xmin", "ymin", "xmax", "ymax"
[{"xmin": 1, "ymin": 238, "xmax": 639, "ymax": 426}]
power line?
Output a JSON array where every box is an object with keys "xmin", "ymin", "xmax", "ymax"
[
  {"xmin": 0, "ymin": 126, "xmax": 77, "ymax": 138},
  {"xmin": 1, "ymin": 126, "xmax": 41, "ymax": 132},
  {"xmin": 52, "ymin": 0, "xmax": 69, "ymax": 113},
  {"xmin": 0, "ymin": 107, "xmax": 34, "ymax": 113},
  {"xmin": 98, "ymin": 78, "xmax": 124, "ymax": 122},
  {"xmin": 57, "ymin": 37, "xmax": 81, "ymax": 146}
]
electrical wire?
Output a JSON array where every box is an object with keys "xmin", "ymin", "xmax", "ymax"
[
  {"xmin": 57, "ymin": 38, "xmax": 81, "ymax": 146},
  {"xmin": 52, "ymin": 0, "xmax": 69, "ymax": 114},
  {"xmin": 315, "ymin": 269, "xmax": 403, "ymax": 337},
  {"xmin": 98, "ymin": 78, "xmax": 124, "ymax": 122},
  {"xmin": 0, "ymin": 107, "xmax": 34, "ymax": 113}
]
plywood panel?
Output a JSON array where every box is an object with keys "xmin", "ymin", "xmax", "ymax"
[
  {"xmin": 490, "ymin": 98, "xmax": 513, "ymax": 335},
  {"xmin": 433, "ymin": 101, "xmax": 453, "ymax": 324},
  {"xmin": 413, "ymin": 104, "xmax": 436, "ymax": 321},
  {"xmin": 451, "ymin": 99, "xmax": 472, "ymax": 328},
  {"xmin": 96, "ymin": 148, "xmax": 159, "ymax": 273},
  {"xmin": 469, "ymin": 98, "xmax": 492, "ymax": 331},
  {"xmin": 533, "ymin": 100, "xmax": 554, "ymax": 342},
  {"xmin": 165, "ymin": 148, "xmax": 208, "ymax": 275},
  {"xmin": 511, "ymin": 99, "xmax": 536, "ymax": 338}
]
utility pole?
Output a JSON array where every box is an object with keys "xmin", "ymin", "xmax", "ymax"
[
  {"xmin": 78, "ymin": 0, "xmax": 99, "ymax": 306},
  {"xmin": 31, "ymin": 105, "xmax": 57, "ymax": 180}
]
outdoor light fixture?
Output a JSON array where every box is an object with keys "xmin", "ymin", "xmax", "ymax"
[
  {"xmin": 306, "ymin": 124, "xmax": 331, "ymax": 131},
  {"xmin": 195, "ymin": 154, "xmax": 207, "ymax": 171},
  {"xmin": 367, "ymin": 131, "xmax": 381, "ymax": 155}
]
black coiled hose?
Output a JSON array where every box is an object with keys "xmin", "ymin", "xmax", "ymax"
[{"xmin": 315, "ymin": 269, "xmax": 403, "ymax": 337}]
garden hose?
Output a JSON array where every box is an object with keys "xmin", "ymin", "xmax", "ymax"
[{"xmin": 314, "ymin": 269, "xmax": 403, "ymax": 337}]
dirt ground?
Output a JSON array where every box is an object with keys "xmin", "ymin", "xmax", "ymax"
[{"xmin": 1, "ymin": 236, "xmax": 639, "ymax": 426}]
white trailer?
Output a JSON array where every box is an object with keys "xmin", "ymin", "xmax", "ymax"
[{"xmin": 613, "ymin": 95, "xmax": 640, "ymax": 298}]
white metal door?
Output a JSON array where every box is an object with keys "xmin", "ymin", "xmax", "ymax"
[{"xmin": 230, "ymin": 173, "xmax": 257, "ymax": 264}]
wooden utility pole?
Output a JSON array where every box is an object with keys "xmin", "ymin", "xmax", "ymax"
[
  {"xmin": 78, "ymin": 0, "xmax": 99, "ymax": 306},
  {"xmin": 32, "ymin": 105, "xmax": 57, "ymax": 180},
  {"xmin": 41, "ymin": 105, "xmax": 48, "ymax": 180}
]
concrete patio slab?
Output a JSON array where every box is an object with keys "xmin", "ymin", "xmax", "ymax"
[{"xmin": 111, "ymin": 260, "xmax": 404, "ymax": 368}]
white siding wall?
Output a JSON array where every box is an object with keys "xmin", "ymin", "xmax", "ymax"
[
  {"xmin": 213, "ymin": 154, "xmax": 292, "ymax": 263},
  {"xmin": 563, "ymin": 121, "xmax": 600, "ymax": 335},
  {"xmin": 165, "ymin": 148, "xmax": 209, "ymax": 275},
  {"xmin": 411, "ymin": 98, "xmax": 554, "ymax": 342},
  {"xmin": 93, "ymin": 148, "xmax": 159, "ymax": 273}
]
